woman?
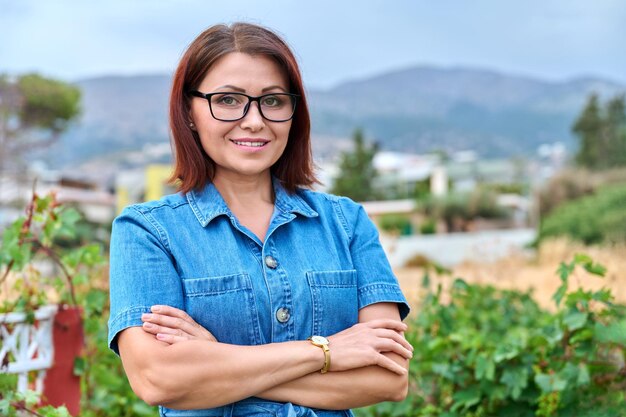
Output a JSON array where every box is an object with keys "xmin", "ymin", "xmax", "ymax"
[{"xmin": 108, "ymin": 22, "xmax": 412, "ymax": 417}]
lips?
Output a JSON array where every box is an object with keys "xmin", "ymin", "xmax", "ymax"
[{"xmin": 229, "ymin": 138, "xmax": 270, "ymax": 148}]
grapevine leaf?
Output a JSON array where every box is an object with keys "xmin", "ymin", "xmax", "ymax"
[{"xmin": 563, "ymin": 311, "xmax": 588, "ymax": 331}]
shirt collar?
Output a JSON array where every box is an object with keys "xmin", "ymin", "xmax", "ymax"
[{"xmin": 187, "ymin": 176, "xmax": 318, "ymax": 227}]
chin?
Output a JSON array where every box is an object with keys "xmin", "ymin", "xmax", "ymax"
[{"xmin": 227, "ymin": 166, "xmax": 272, "ymax": 178}]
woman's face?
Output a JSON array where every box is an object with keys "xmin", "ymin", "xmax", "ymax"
[{"xmin": 190, "ymin": 52, "xmax": 293, "ymax": 181}]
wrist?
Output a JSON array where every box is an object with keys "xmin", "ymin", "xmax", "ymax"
[{"xmin": 308, "ymin": 336, "xmax": 330, "ymax": 374}]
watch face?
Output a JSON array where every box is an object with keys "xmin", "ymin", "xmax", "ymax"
[{"xmin": 311, "ymin": 335, "xmax": 329, "ymax": 345}]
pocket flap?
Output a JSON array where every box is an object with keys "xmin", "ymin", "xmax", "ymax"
[
  {"xmin": 182, "ymin": 273, "xmax": 251, "ymax": 296},
  {"xmin": 306, "ymin": 269, "xmax": 357, "ymax": 287}
]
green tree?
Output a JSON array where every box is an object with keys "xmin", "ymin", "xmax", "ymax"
[
  {"xmin": 574, "ymin": 93, "xmax": 626, "ymax": 169},
  {"xmin": 605, "ymin": 95, "xmax": 626, "ymax": 167},
  {"xmin": 574, "ymin": 94, "xmax": 602, "ymax": 168},
  {"xmin": 330, "ymin": 128, "xmax": 379, "ymax": 201},
  {"xmin": 0, "ymin": 73, "xmax": 81, "ymax": 173}
]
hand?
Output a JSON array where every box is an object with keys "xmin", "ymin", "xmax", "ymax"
[
  {"xmin": 326, "ymin": 319, "xmax": 413, "ymax": 375},
  {"xmin": 141, "ymin": 305, "xmax": 217, "ymax": 344}
]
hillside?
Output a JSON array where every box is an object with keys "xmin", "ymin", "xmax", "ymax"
[{"xmin": 36, "ymin": 66, "xmax": 626, "ymax": 168}]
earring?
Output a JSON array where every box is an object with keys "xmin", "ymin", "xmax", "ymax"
[{"xmin": 189, "ymin": 122, "xmax": 195, "ymax": 129}]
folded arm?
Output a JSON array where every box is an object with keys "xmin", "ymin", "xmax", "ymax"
[
  {"xmin": 119, "ymin": 303, "xmax": 411, "ymax": 410},
  {"xmin": 137, "ymin": 302, "xmax": 411, "ymax": 410}
]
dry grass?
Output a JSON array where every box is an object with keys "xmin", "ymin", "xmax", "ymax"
[{"xmin": 395, "ymin": 238, "xmax": 626, "ymax": 316}]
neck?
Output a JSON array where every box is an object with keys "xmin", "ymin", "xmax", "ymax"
[{"xmin": 212, "ymin": 170, "xmax": 274, "ymax": 209}]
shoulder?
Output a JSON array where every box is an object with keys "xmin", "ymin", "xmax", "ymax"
[
  {"xmin": 124, "ymin": 192, "xmax": 188, "ymax": 215},
  {"xmin": 296, "ymin": 188, "xmax": 368, "ymax": 240},
  {"xmin": 116, "ymin": 192, "xmax": 189, "ymax": 220},
  {"xmin": 297, "ymin": 188, "xmax": 359, "ymax": 207},
  {"xmin": 113, "ymin": 192, "xmax": 190, "ymax": 237},
  {"xmin": 298, "ymin": 188, "xmax": 362, "ymax": 214}
]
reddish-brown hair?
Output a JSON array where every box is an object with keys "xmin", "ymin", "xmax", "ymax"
[{"xmin": 169, "ymin": 22, "xmax": 318, "ymax": 194}]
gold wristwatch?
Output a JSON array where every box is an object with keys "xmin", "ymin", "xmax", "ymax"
[{"xmin": 308, "ymin": 335, "xmax": 330, "ymax": 374}]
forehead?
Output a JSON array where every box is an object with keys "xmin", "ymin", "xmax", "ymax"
[{"xmin": 199, "ymin": 52, "xmax": 289, "ymax": 92}]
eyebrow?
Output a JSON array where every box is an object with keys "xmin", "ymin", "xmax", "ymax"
[{"xmin": 215, "ymin": 84, "xmax": 288, "ymax": 93}]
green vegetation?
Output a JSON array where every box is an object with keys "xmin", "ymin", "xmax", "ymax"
[
  {"xmin": 537, "ymin": 167, "xmax": 626, "ymax": 217},
  {"xmin": 0, "ymin": 191, "xmax": 103, "ymax": 313},
  {"xmin": 78, "ymin": 288, "xmax": 156, "ymax": 417},
  {"xmin": 419, "ymin": 218, "xmax": 437, "ymax": 235},
  {"xmin": 535, "ymin": 92, "xmax": 626, "ymax": 245},
  {"xmin": 539, "ymin": 183, "xmax": 626, "ymax": 245},
  {"xmin": 0, "ymin": 390, "xmax": 72, "ymax": 417},
  {"xmin": 357, "ymin": 255, "xmax": 626, "ymax": 417},
  {"xmin": 422, "ymin": 187, "xmax": 509, "ymax": 232},
  {"xmin": 0, "ymin": 192, "xmax": 153, "ymax": 416},
  {"xmin": 330, "ymin": 128, "xmax": 379, "ymax": 201},
  {"xmin": 574, "ymin": 94, "xmax": 626, "ymax": 170},
  {"xmin": 0, "ymin": 73, "xmax": 81, "ymax": 172},
  {"xmin": 379, "ymin": 214, "xmax": 413, "ymax": 235}
]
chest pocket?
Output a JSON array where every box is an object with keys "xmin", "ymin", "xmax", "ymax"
[
  {"xmin": 306, "ymin": 269, "xmax": 358, "ymax": 336},
  {"xmin": 182, "ymin": 273, "xmax": 261, "ymax": 345}
]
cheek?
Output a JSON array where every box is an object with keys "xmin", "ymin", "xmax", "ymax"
[{"xmin": 281, "ymin": 122, "xmax": 293, "ymax": 140}]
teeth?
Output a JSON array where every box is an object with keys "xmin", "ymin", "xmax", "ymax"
[{"xmin": 232, "ymin": 141, "xmax": 267, "ymax": 147}]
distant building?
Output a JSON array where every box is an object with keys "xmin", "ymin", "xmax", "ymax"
[
  {"xmin": 0, "ymin": 170, "xmax": 116, "ymax": 227},
  {"xmin": 115, "ymin": 164, "xmax": 174, "ymax": 213}
]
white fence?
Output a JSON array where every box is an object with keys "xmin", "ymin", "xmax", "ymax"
[{"xmin": 0, "ymin": 305, "xmax": 57, "ymax": 393}]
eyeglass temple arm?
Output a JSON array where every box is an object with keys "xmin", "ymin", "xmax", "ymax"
[{"xmin": 188, "ymin": 90, "xmax": 207, "ymax": 98}]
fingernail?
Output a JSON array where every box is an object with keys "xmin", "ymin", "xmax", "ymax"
[
  {"xmin": 143, "ymin": 322, "xmax": 154, "ymax": 329},
  {"xmin": 156, "ymin": 333, "xmax": 167, "ymax": 340},
  {"xmin": 151, "ymin": 306, "xmax": 161, "ymax": 312},
  {"xmin": 142, "ymin": 313, "xmax": 152, "ymax": 320}
]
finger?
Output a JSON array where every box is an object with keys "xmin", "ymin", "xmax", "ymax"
[
  {"xmin": 151, "ymin": 305, "xmax": 195, "ymax": 323},
  {"xmin": 375, "ymin": 329, "xmax": 414, "ymax": 351},
  {"xmin": 364, "ymin": 319, "xmax": 408, "ymax": 332},
  {"xmin": 155, "ymin": 332, "xmax": 189, "ymax": 345},
  {"xmin": 142, "ymin": 313, "xmax": 199, "ymax": 336},
  {"xmin": 375, "ymin": 354, "xmax": 408, "ymax": 375},
  {"xmin": 142, "ymin": 321, "xmax": 190, "ymax": 338},
  {"xmin": 377, "ymin": 339, "xmax": 413, "ymax": 359}
]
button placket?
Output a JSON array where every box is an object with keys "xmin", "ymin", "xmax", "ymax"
[{"xmin": 263, "ymin": 237, "xmax": 294, "ymax": 340}]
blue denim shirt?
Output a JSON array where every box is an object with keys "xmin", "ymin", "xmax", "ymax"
[{"xmin": 108, "ymin": 177, "xmax": 410, "ymax": 417}]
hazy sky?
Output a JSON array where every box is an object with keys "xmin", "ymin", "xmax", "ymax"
[{"xmin": 1, "ymin": 0, "xmax": 625, "ymax": 89}]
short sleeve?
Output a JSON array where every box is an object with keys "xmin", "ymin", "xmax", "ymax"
[
  {"xmin": 107, "ymin": 206, "xmax": 184, "ymax": 355},
  {"xmin": 337, "ymin": 198, "xmax": 411, "ymax": 320}
]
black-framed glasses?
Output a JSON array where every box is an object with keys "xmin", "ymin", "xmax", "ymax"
[{"xmin": 188, "ymin": 90, "xmax": 299, "ymax": 122}]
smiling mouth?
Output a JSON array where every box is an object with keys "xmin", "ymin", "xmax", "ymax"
[{"xmin": 229, "ymin": 139, "xmax": 269, "ymax": 148}]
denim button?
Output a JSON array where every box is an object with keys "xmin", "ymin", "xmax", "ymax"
[
  {"xmin": 276, "ymin": 307, "xmax": 290, "ymax": 323},
  {"xmin": 265, "ymin": 255, "xmax": 278, "ymax": 269}
]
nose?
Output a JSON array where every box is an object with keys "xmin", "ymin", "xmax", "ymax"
[{"xmin": 239, "ymin": 101, "xmax": 265, "ymax": 131}]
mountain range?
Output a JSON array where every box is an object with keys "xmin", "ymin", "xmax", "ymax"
[{"xmin": 40, "ymin": 66, "xmax": 626, "ymax": 169}]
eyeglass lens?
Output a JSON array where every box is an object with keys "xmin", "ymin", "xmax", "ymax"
[{"xmin": 210, "ymin": 93, "xmax": 296, "ymax": 122}]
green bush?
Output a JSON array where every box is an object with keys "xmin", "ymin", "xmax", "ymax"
[
  {"xmin": 419, "ymin": 218, "xmax": 437, "ymax": 235},
  {"xmin": 357, "ymin": 254, "xmax": 626, "ymax": 417},
  {"xmin": 539, "ymin": 183, "xmax": 626, "ymax": 245},
  {"xmin": 423, "ymin": 188, "xmax": 509, "ymax": 232},
  {"xmin": 538, "ymin": 168, "xmax": 626, "ymax": 217},
  {"xmin": 379, "ymin": 214, "xmax": 413, "ymax": 235}
]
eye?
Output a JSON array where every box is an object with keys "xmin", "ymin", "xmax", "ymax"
[
  {"xmin": 213, "ymin": 94, "xmax": 243, "ymax": 106},
  {"xmin": 262, "ymin": 95, "xmax": 283, "ymax": 107}
]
